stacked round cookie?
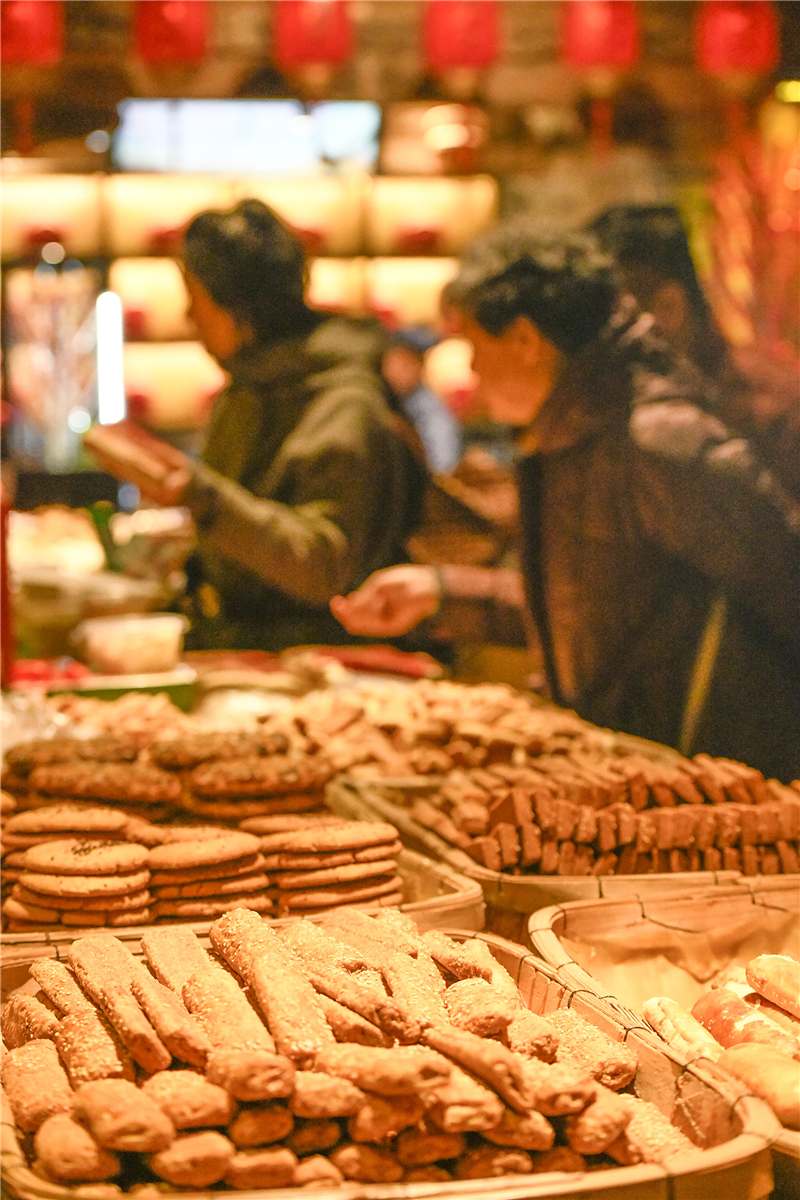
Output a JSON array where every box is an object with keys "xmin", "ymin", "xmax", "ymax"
[
  {"xmin": 2, "ymin": 737, "xmax": 183, "ymax": 823},
  {"xmin": 1, "ymin": 804, "xmax": 163, "ymax": 901},
  {"xmin": 147, "ymin": 831, "xmax": 274, "ymax": 921},
  {"xmin": 3, "ymin": 838, "xmax": 152, "ymax": 932},
  {"xmin": 150, "ymin": 731, "xmax": 335, "ymax": 822},
  {"xmin": 248, "ymin": 820, "xmax": 405, "ymax": 916}
]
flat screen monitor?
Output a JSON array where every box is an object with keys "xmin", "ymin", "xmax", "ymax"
[{"xmin": 112, "ymin": 99, "xmax": 381, "ymax": 175}]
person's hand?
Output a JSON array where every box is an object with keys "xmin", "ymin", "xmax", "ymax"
[
  {"xmin": 331, "ymin": 565, "xmax": 441, "ymax": 637},
  {"xmin": 83, "ymin": 420, "xmax": 192, "ymax": 507}
]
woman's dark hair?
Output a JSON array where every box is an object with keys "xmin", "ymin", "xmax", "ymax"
[
  {"xmin": 587, "ymin": 205, "xmax": 731, "ymax": 375},
  {"xmin": 182, "ymin": 198, "xmax": 315, "ymax": 344},
  {"xmin": 451, "ymin": 225, "xmax": 619, "ymax": 356}
]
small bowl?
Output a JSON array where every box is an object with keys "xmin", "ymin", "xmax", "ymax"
[{"xmin": 72, "ymin": 612, "xmax": 189, "ymax": 676}]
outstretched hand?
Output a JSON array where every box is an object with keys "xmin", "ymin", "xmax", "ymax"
[
  {"xmin": 83, "ymin": 420, "xmax": 192, "ymax": 507},
  {"xmin": 331, "ymin": 565, "xmax": 441, "ymax": 637}
]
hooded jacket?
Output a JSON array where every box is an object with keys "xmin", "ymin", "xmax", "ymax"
[
  {"xmin": 515, "ymin": 302, "xmax": 800, "ymax": 780},
  {"xmin": 182, "ymin": 316, "xmax": 425, "ymax": 650}
]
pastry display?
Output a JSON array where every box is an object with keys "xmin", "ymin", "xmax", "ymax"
[
  {"xmin": 1, "ymin": 909, "xmax": 701, "ymax": 1191},
  {"xmin": 254, "ymin": 680, "xmax": 800, "ymax": 879},
  {"xmin": 644, "ymin": 951, "xmax": 800, "ymax": 1130},
  {"xmin": 6, "ymin": 681, "xmax": 800, "ymax": 887},
  {"xmin": 1, "ymin": 806, "xmax": 404, "ymax": 931}
]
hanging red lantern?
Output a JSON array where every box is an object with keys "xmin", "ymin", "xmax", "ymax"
[
  {"xmin": 135, "ymin": 0, "xmax": 208, "ymax": 65},
  {"xmin": 561, "ymin": 0, "xmax": 639, "ymax": 70},
  {"xmin": 695, "ymin": 1, "xmax": 778, "ymax": 75},
  {"xmin": 424, "ymin": 0, "xmax": 499, "ymax": 71},
  {"xmin": 274, "ymin": 0, "xmax": 352, "ymax": 69},
  {"xmin": 1, "ymin": 0, "xmax": 63, "ymax": 65}
]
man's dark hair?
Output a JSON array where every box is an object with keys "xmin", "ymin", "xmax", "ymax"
[
  {"xmin": 183, "ymin": 198, "xmax": 315, "ymax": 344},
  {"xmin": 451, "ymin": 225, "xmax": 619, "ymax": 356}
]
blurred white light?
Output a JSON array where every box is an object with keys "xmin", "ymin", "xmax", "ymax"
[
  {"xmin": 41, "ymin": 241, "xmax": 65, "ymax": 264},
  {"xmin": 86, "ymin": 129, "xmax": 111, "ymax": 153},
  {"xmin": 96, "ymin": 291, "xmax": 126, "ymax": 425},
  {"xmin": 67, "ymin": 407, "xmax": 92, "ymax": 434},
  {"xmin": 424, "ymin": 123, "xmax": 471, "ymax": 151}
]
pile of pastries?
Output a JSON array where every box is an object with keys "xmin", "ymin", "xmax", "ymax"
[
  {"xmin": 1, "ymin": 908, "xmax": 695, "ymax": 1191},
  {"xmin": 258, "ymin": 681, "xmax": 800, "ymax": 879},
  {"xmin": 644, "ymin": 952, "xmax": 800, "ymax": 1131},
  {"xmin": 0, "ymin": 800, "xmax": 401, "ymax": 932}
]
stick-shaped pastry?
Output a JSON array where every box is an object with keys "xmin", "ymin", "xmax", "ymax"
[
  {"xmin": 209, "ymin": 908, "xmax": 333, "ymax": 1067},
  {"xmin": 140, "ymin": 926, "xmax": 212, "ymax": 995},
  {"xmin": 54, "ymin": 1009, "xmax": 136, "ymax": 1086},
  {"xmin": 228, "ymin": 1103, "xmax": 294, "ymax": 1148},
  {"xmin": 29, "ymin": 959, "xmax": 94, "ymax": 1015},
  {"xmin": 606, "ymin": 1095, "xmax": 694, "ymax": 1164},
  {"xmin": 444, "ymin": 978, "xmax": 516, "ymax": 1037},
  {"xmin": 67, "ymin": 937, "xmax": 171, "ymax": 1073},
  {"xmin": 72, "ymin": 1078, "xmax": 175, "ymax": 1152},
  {"xmin": 1, "ymin": 995, "xmax": 59, "ymax": 1047},
  {"xmin": 643, "ymin": 997, "xmax": 723, "ymax": 1061},
  {"xmin": 128, "ymin": 968, "xmax": 211, "ymax": 1068},
  {"xmin": 289, "ymin": 1071, "xmax": 366, "ymax": 1119},
  {"xmin": 745, "ymin": 955, "xmax": 800, "ymax": 1021},
  {"xmin": 1, "ymin": 1039, "xmax": 73, "ymax": 1131},
  {"xmin": 314, "ymin": 994, "xmax": 391, "ymax": 1047},
  {"xmin": 482, "ymin": 1107, "xmax": 556, "ymax": 1151},
  {"xmin": 140, "ymin": 1070, "xmax": 234, "ymax": 1129},
  {"xmin": 421, "ymin": 1060, "xmax": 504, "ymax": 1133},
  {"xmin": 278, "ymin": 919, "xmax": 368, "ymax": 972},
  {"xmin": 421, "ymin": 930, "xmax": 492, "ymax": 980},
  {"xmin": 422, "ymin": 1024, "xmax": 530, "ymax": 1113},
  {"xmin": 296, "ymin": 959, "xmax": 420, "ymax": 1044},
  {"xmin": 692, "ymin": 988, "xmax": 800, "ymax": 1058},
  {"xmin": 148, "ymin": 1130, "xmax": 235, "ymax": 1188},
  {"xmin": 515, "ymin": 1056, "xmax": 597, "ymax": 1115},
  {"xmin": 33, "ymin": 1114, "xmax": 120, "ymax": 1182},
  {"xmin": 182, "ymin": 964, "xmax": 295, "ymax": 1102},
  {"xmin": 566, "ymin": 1084, "xmax": 633, "ymax": 1154},
  {"xmin": 313, "ymin": 1043, "xmax": 450, "ymax": 1098},
  {"xmin": 503, "ymin": 1010, "xmax": 559, "ymax": 1062},
  {"xmin": 546, "ymin": 1009, "xmax": 637, "ymax": 1090}
]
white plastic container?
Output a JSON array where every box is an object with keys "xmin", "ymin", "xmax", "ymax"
[{"xmin": 72, "ymin": 611, "xmax": 188, "ymax": 675}]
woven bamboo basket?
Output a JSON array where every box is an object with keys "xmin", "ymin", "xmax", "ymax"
[
  {"xmin": 0, "ymin": 929, "xmax": 779, "ymax": 1200},
  {"xmin": 0, "ymin": 848, "xmax": 484, "ymax": 960},
  {"xmin": 528, "ymin": 879, "xmax": 800, "ymax": 1177},
  {"xmin": 328, "ymin": 779, "xmax": 741, "ymax": 942}
]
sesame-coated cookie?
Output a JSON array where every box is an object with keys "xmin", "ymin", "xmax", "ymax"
[
  {"xmin": 22, "ymin": 838, "xmax": 150, "ymax": 877},
  {"xmin": 19, "ymin": 868, "xmax": 151, "ymax": 898},
  {"xmin": 188, "ymin": 756, "xmax": 333, "ymax": 798},
  {"xmin": 147, "ymin": 832, "xmax": 260, "ymax": 872},
  {"xmin": 29, "ymin": 763, "xmax": 181, "ymax": 804}
]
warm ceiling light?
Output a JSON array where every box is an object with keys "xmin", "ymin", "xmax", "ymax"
[{"xmin": 776, "ymin": 80, "xmax": 800, "ymax": 103}]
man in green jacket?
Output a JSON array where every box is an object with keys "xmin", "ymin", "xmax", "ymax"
[{"xmin": 89, "ymin": 199, "xmax": 425, "ymax": 650}]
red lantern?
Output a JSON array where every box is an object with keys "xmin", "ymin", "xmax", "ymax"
[
  {"xmin": 424, "ymin": 0, "xmax": 499, "ymax": 71},
  {"xmin": 561, "ymin": 0, "xmax": 639, "ymax": 70},
  {"xmin": 135, "ymin": 0, "xmax": 208, "ymax": 65},
  {"xmin": 274, "ymin": 0, "xmax": 352, "ymax": 69},
  {"xmin": 1, "ymin": 0, "xmax": 63, "ymax": 65},
  {"xmin": 695, "ymin": 1, "xmax": 778, "ymax": 75}
]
